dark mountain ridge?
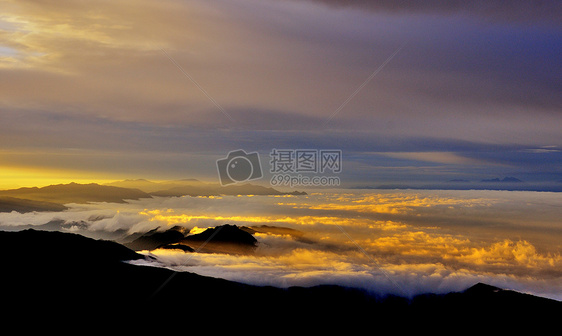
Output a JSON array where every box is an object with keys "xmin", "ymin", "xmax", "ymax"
[
  {"xmin": 123, "ymin": 226, "xmax": 187, "ymax": 251},
  {"xmin": 181, "ymin": 224, "xmax": 258, "ymax": 254},
  {"xmin": 0, "ymin": 182, "xmax": 150, "ymax": 204},
  {"xmin": 0, "ymin": 196, "xmax": 68, "ymax": 213},
  {"xmin": 124, "ymin": 224, "xmax": 258, "ymax": 254},
  {"xmin": 1, "ymin": 229, "xmax": 559, "ymax": 329},
  {"xmin": 182, "ymin": 224, "xmax": 257, "ymax": 245},
  {"xmin": 0, "ymin": 181, "xmax": 306, "ymax": 213},
  {"xmin": 107, "ymin": 178, "xmax": 306, "ymax": 196},
  {"xmin": 481, "ymin": 176, "xmax": 523, "ymax": 183}
]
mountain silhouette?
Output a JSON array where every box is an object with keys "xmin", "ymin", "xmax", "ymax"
[
  {"xmin": 105, "ymin": 178, "xmax": 206, "ymax": 193},
  {"xmin": 181, "ymin": 224, "xmax": 258, "ymax": 254},
  {"xmin": 0, "ymin": 181, "xmax": 306, "ymax": 213},
  {"xmin": 481, "ymin": 176, "xmax": 523, "ymax": 183},
  {"xmin": 183, "ymin": 224, "xmax": 257, "ymax": 245},
  {"xmin": 1, "ymin": 229, "xmax": 559, "ymax": 329},
  {"xmin": 151, "ymin": 182, "xmax": 304, "ymax": 197},
  {"xmin": 107, "ymin": 178, "xmax": 306, "ymax": 197},
  {"xmin": 0, "ymin": 196, "xmax": 68, "ymax": 213},
  {"xmin": 158, "ymin": 243, "xmax": 194, "ymax": 252},
  {"xmin": 123, "ymin": 226, "xmax": 187, "ymax": 251},
  {"xmin": 1, "ymin": 229, "xmax": 143, "ymax": 265},
  {"xmin": 0, "ymin": 182, "xmax": 150, "ymax": 204},
  {"xmin": 122, "ymin": 224, "xmax": 257, "ymax": 253}
]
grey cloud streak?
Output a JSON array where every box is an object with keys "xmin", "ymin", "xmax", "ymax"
[{"xmin": 301, "ymin": 0, "xmax": 562, "ymax": 26}]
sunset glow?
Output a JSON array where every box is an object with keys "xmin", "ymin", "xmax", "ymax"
[{"xmin": 1, "ymin": 0, "xmax": 560, "ymax": 313}]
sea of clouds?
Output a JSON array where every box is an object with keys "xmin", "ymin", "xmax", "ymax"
[{"xmin": 1, "ymin": 190, "xmax": 561, "ymax": 300}]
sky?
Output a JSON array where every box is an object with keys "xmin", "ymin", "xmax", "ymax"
[
  {"xmin": 1, "ymin": 0, "xmax": 561, "ymax": 188},
  {"xmin": 1, "ymin": 189, "xmax": 561, "ymax": 300}
]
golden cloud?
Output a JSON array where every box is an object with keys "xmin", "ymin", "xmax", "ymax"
[
  {"xmin": 454, "ymin": 240, "xmax": 562, "ymax": 269},
  {"xmin": 286, "ymin": 192, "xmax": 494, "ymax": 215}
]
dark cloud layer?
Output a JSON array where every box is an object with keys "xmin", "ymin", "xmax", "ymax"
[
  {"xmin": 0, "ymin": 0, "xmax": 560, "ymax": 186},
  {"xmin": 304, "ymin": 0, "xmax": 562, "ymax": 26}
]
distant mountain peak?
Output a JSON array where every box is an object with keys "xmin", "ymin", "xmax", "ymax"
[
  {"xmin": 123, "ymin": 227, "xmax": 186, "ymax": 251},
  {"xmin": 464, "ymin": 282, "xmax": 502, "ymax": 294},
  {"xmin": 481, "ymin": 176, "xmax": 523, "ymax": 183},
  {"xmin": 184, "ymin": 224, "xmax": 257, "ymax": 246},
  {"xmin": 501, "ymin": 176, "xmax": 523, "ymax": 182}
]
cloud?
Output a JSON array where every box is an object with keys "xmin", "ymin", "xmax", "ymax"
[
  {"xmin": 454, "ymin": 240, "xmax": 562, "ymax": 270},
  {"xmin": 1, "ymin": 0, "xmax": 561, "ymax": 186},
  {"xmin": 2, "ymin": 0, "xmax": 559, "ymax": 130},
  {"xmin": 377, "ymin": 152, "xmax": 485, "ymax": 166},
  {"xmin": 3, "ymin": 190, "xmax": 554, "ymax": 298},
  {"xmin": 138, "ymin": 241, "xmax": 562, "ymax": 298},
  {"xmin": 1, "ymin": 190, "xmax": 560, "ymax": 298},
  {"xmin": 302, "ymin": 0, "xmax": 562, "ymax": 26}
]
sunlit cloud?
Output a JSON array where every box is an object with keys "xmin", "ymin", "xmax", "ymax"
[
  {"xmin": 2, "ymin": 190, "xmax": 560, "ymax": 299},
  {"xmin": 453, "ymin": 240, "xmax": 562, "ymax": 270}
]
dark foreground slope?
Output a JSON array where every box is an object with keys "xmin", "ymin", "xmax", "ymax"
[{"xmin": 1, "ymin": 230, "xmax": 559, "ymax": 330}]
